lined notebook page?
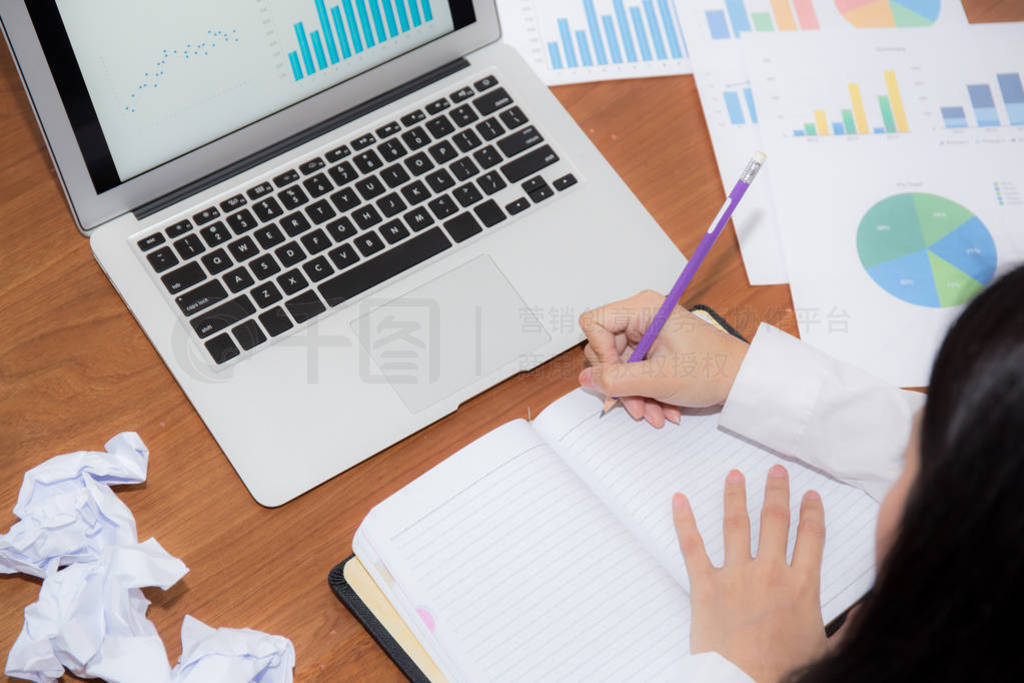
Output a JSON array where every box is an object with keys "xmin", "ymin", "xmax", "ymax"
[
  {"xmin": 357, "ymin": 420, "xmax": 695, "ymax": 681},
  {"xmin": 533, "ymin": 390, "xmax": 878, "ymax": 623}
]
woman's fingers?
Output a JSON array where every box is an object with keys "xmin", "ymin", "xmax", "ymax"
[
  {"xmin": 723, "ymin": 470, "xmax": 751, "ymax": 564},
  {"xmin": 673, "ymin": 493, "xmax": 713, "ymax": 583},
  {"xmin": 792, "ymin": 491, "xmax": 826, "ymax": 574},
  {"xmin": 758, "ymin": 466, "xmax": 791, "ymax": 561}
]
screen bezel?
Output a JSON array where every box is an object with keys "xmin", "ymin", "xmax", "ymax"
[{"xmin": 0, "ymin": 0, "xmax": 499, "ymax": 233}]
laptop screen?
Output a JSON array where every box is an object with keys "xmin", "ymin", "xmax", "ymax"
[{"xmin": 27, "ymin": 1, "xmax": 476, "ymax": 194}]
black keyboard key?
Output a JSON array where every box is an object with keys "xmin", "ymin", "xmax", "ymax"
[
  {"xmin": 404, "ymin": 207, "xmax": 434, "ymax": 232},
  {"xmin": 280, "ymin": 185, "xmax": 309, "ymax": 210},
  {"xmin": 273, "ymin": 169, "xmax": 300, "ymax": 187},
  {"xmin": 247, "ymin": 182, "xmax": 274, "ymax": 200},
  {"xmin": 325, "ymin": 144, "xmax": 351, "ymax": 163},
  {"xmin": 328, "ymin": 243, "xmax": 360, "ymax": 270},
  {"xmin": 474, "ymin": 200, "xmax": 506, "ymax": 228},
  {"xmin": 379, "ymin": 219, "xmax": 410, "ymax": 245},
  {"xmin": 205, "ymin": 333, "xmax": 240, "ymax": 364},
  {"xmin": 428, "ymin": 141, "xmax": 458, "ymax": 165},
  {"xmin": 276, "ymin": 242, "xmax": 305, "ymax": 267},
  {"xmin": 161, "ymin": 262, "xmax": 205, "ymax": 294},
  {"xmin": 354, "ymin": 232, "xmax": 386, "ymax": 257},
  {"xmin": 379, "ymin": 139, "xmax": 407, "ymax": 162},
  {"xmin": 147, "ymin": 246, "xmax": 179, "ymax": 273},
  {"xmin": 220, "ymin": 194, "xmax": 247, "ymax": 213},
  {"xmin": 425, "ymin": 98, "xmax": 450, "ymax": 115},
  {"xmin": 402, "ymin": 111, "xmax": 426, "ymax": 127},
  {"xmin": 301, "ymin": 228, "xmax": 332, "ymax": 254},
  {"xmin": 138, "ymin": 233, "xmax": 165, "ymax": 251},
  {"xmin": 277, "ymin": 269, "xmax": 309, "ymax": 296},
  {"xmin": 381, "ymin": 163, "xmax": 411, "ymax": 188},
  {"xmin": 226, "ymin": 209, "xmax": 258, "ymax": 235},
  {"xmin": 176, "ymin": 280, "xmax": 228, "ymax": 316},
  {"xmin": 228, "ymin": 236, "xmax": 258, "ymax": 262},
  {"xmin": 499, "ymin": 106, "xmax": 529, "ymax": 130},
  {"xmin": 250, "ymin": 254, "xmax": 281, "ymax": 280},
  {"xmin": 193, "ymin": 207, "xmax": 220, "ymax": 225},
  {"xmin": 319, "ymin": 227, "xmax": 452, "ymax": 306},
  {"xmin": 201, "ymin": 221, "xmax": 232, "ymax": 246},
  {"xmin": 224, "ymin": 267, "xmax": 255, "ymax": 293},
  {"xmin": 554, "ymin": 173, "xmax": 578, "ymax": 191},
  {"xmin": 450, "ymin": 104, "xmax": 479, "ymax": 127},
  {"xmin": 253, "ymin": 197, "xmax": 284, "ymax": 221},
  {"xmin": 450, "ymin": 158, "xmax": 479, "ymax": 181},
  {"xmin": 306, "ymin": 199, "xmax": 337, "ymax": 225},
  {"xmin": 232, "ymin": 320, "xmax": 267, "ymax": 351},
  {"xmin": 501, "ymin": 145, "xmax": 559, "ymax": 183},
  {"xmin": 453, "ymin": 130, "xmax": 482, "ymax": 153},
  {"xmin": 303, "ymin": 173, "xmax": 332, "ymax": 198},
  {"xmin": 376, "ymin": 192, "xmax": 408, "ymax": 217},
  {"xmin": 202, "ymin": 249, "xmax": 232, "ymax": 275},
  {"xmin": 426, "ymin": 115, "xmax": 455, "ymax": 139},
  {"xmin": 281, "ymin": 212, "xmax": 312, "ymax": 237},
  {"xmin": 429, "ymin": 195, "xmax": 458, "ymax": 220},
  {"xmin": 302, "ymin": 256, "xmax": 335, "ymax": 283},
  {"xmin": 444, "ymin": 213, "xmax": 483, "ymax": 243},
  {"xmin": 401, "ymin": 127, "xmax": 431, "ymax": 150},
  {"xmin": 376, "ymin": 122, "xmax": 401, "ymax": 138},
  {"xmin": 498, "ymin": 125, "xmax": 543, "ymax": 157},
  {"xmin": 326, "ymin": 216, "xmax": 358, "ymax": 242},
  {"xmin": 474, "ymin": 145, "xmax": 503, "ymax": 169},
  {"xmin": 405, "ymin": 152, "xmax": 434, "ymax": 176},
  {"xmin": 352, "ymin": 133, "xmax": 376, "ymax": 150},
  {"xmin": 477, "ymin": 171, "xmax": 507, "ymax": 195},
  {"xmin": 191, "ymin": 295, "xmax": 256, "ymax": 339},
  {"xmin": 299, "ymin": 158, "xmax": 326, "ymax": 174},
  {"xmin": 401, "ymin": 180, "xmax": 430, "ymax": 206},
  {"xmin": 255, "ymin": 224, "xmax": 285, "ymax": 250},
  {"xmin": 474, "ymin": 75, "xmax": 498, "ymax": 92},
  {"xmin": 453, "ymin": 183, "xmax": 484, "ymax": 208},
  {"xmin": 328, "ymin": 161, "xmax": 358, "ymax": 186},
  {"xmin": 522, "ymin": 176, "xmax": 547, "ymax": 193},
  {"xmin": 330, "ymin": 187, "xmax": 361, "ymax": 213},
  {"xmin": 530, "ymin": 184, "xmax": 555, "ymax": 203},
  {"xmin": 166, "ymin": 220, "xmax": 193, "ymax": 238},
  {"xmin": 260, "ymin": 307, "xmax": 294, "ymax": 337},
  {"xmin": 354, "ymin": 150, "xmax": 383, "ymax": 174},
  {"xmin": 451, "ymin": 86, "xmax": 475, "ymax": 102},
  {"xmin": 426, "ymin": 169, "xmax": 455, "ymax": 193},
  {"xmin": 353, "ymin": 205, "xmax": 383, "ymax": 230},
  {"xmin": 477, "ymin": 117, "xmax": 505, "ymax": 141},
  {"xmin": 174, "ymin": 234, "xmax": 206, "ymax": 260},
  {"xmin": 506, "ymin": 197, "xmax": 530, "ymax": 215},
  {"xmin": 286, "ymin": 291, "xmax": 327, "ymax": 324},
  {"xmin": 252, "ymin": 282, "xmax": 283, "ymax": 309},
  {"xmin": 473, "ymin": 88, "xmax": 512, "ymax": 116},
  {"xmin": 356, "ymin": 176, "xmax": 386, "ymax": 201}
]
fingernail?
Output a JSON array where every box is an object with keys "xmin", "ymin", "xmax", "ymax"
[
  {"xmin": 727, "ymin": 469, "xmax": 743, "ymax": 483},
  {"xmin": 578, "ymin": 367, "xmax": 594, "ymax": 388},
  {"xmin": 768, "ymin": 465, "xmax": 787, "ymax": 478},
  {"xmin": 666, "ymin": 410, "xmax": 681, "ymax": 425},
  {"xmin": 672, "ymin": 493, "xmax": 686, "ymax": 510},
  {"xmin": 805, "ymin": 490, "xmax": 821, "ymax": 501}
]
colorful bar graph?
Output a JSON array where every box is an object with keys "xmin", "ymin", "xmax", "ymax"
[
  {"xmin": 558, "ymin": 18, "xmax": 579, "ymax": 68},
  {"xmin": 884, "ymin": 70, "xmax": 910, "ymax": 133},
  {"xmin": 793, "ymin": 73, "xmax": 909, "ymax": 138},
  {"xmin": 706, "ymin": 9, "xmax": 731, "ymax": 40},
  {"xmin": 725, "ymin": 91, "xmax": 746, "ymax": 124},
  {"xmin": 814, "ymin": 109, "xmax": 829, "ymax": 135},
  {"xmin": 585, "ymin": 1, "xmax": 609, "ymax": 64},
  {"xmin": 770, "ymin": 0, "xmax": 797, "ymax": 30},
  {"xmin": 878, "ymin": 95, "xmax": 896, "ymax": 133},
  {"xmin": 752, "ymin": 12, "xmax": 773, "ymax": 31},
  {"xmin": 997, "ymin": 73, "xmax": 1024, "ymax": 125},
  {"xmin": 968, "ymin": 84, "xmax": 1000, "ymax": 126},
  {"xmin": 792, "ymin": 0, "xmax": 820, "ymax": 29},
  {"xmin": 941, "ymin": 106, "xmax": 968, "ymax": 128},
  {"xmin": 575, "ymin": 30, "xmax": 594, "ymax": 66},
  {"xmin": 705, "ymin": 0, "xmax": 819, "ymax": 39}
]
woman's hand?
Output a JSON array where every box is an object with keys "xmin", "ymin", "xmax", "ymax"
[
  {"xmin": 673, "ymin": 466, "xmax": 828, "ymax": 682},
  {"xmin": 577, "ymin": 290, "xmax": 749, "ymax": 426}
]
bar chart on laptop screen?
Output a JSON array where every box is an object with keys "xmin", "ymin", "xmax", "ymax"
[{"xmin": 496, "ymin": 0, "xmax": 691, "ymax": 85}]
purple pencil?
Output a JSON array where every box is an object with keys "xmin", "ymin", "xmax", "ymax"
[{"xmin": 602, "ymin": 151, "xmax": 767, "ymax": 415}]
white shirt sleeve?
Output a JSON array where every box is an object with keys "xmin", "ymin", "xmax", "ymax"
[
  {"xmin": 676, "ymin": 652, "xmax": 755, "ymax": 682},
  {"xmin": 719, "ymin": 323, "xmax": 925, "ymax": 501}
]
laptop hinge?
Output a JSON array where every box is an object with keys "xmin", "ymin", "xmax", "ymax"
[{"xmin": 133, "ymin": 57, "xmax": 470, "ymax": 221}]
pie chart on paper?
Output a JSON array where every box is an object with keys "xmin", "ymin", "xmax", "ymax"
[
  {"xmin": 835, "ymin": 0, "xmax": 940, "ymax": 27},
  {"xmin": 857, "ymin": 193, "xmax": 996, "ymax": 308}
]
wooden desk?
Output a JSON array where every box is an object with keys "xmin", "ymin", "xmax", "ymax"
[{"xmin": 0, "ymin": 2, "xmax": 1016, "ymax": 679}]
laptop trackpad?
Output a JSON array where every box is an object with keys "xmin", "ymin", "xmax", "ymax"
[{"xmin": 351, "ymin": 255, "xmax": 551, "ymax": 414}]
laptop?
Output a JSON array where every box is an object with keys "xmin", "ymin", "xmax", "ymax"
[{"xmin": 1, "ymin": 1, "xmax": 683, "ymax": 506}]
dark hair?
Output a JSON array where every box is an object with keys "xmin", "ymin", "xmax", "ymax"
[{"xmin": 790, "ymin": 264, "xmax": 1024, "ymax": 682}]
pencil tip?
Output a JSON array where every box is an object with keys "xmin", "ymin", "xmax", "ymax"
[{"xmin": 601, "ymin": 397, "xmax": 617, "ymax": 415}]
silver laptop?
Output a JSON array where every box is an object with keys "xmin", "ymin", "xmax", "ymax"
[{"xmin": 1, "ymin": 1, "xmax": 683, "ymax": 505}]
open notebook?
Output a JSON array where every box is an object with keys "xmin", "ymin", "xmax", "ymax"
[{"xmin": 340, "ymin": 386, "xmax": 879, "ymax": 680}]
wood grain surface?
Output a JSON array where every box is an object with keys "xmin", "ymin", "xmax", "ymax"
[{"xmin": 0, "ymin": 2, "xmax": 1016, "ymax": 680}]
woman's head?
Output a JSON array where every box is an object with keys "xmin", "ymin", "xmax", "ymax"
[{"xmin": 792, "ymin": 264, "xmax": 1024, "ymax": 682}]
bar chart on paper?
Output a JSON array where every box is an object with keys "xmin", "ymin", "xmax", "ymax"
[
  {"xmin": 789, "ymin": 70, "xmax": 911, "ymax": 137},
  {"xmin": 496, "ymin": 0, "xmax": 691, "ymax": 85},
  {"xmin": 939, "ymin": 73, "xmax": 1024, "ymax": 129},
  {"xmin": 702, "ymin": 0, "xmax": 820, "ymax": 40}
]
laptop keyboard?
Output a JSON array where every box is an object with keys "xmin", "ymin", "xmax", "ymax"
[{"xmin": 135, "ymin": 75, "xmax": 578, "ymax": 366}]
